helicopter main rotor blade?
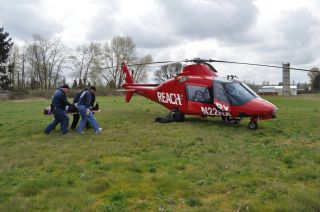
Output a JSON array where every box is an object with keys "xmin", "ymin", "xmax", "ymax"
[
  {"xmin": 101, "ymin": 60, "xmax": 177, "ymax": 69},
  {"xmin": 97, "ymin": 57, "xmax": 318, "ymax": 72},
  {"xmin": 209, "ymin": 59, "xmax": 314, "ymax": 72}
]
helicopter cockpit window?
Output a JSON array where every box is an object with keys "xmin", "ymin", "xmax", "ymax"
[
  {"xmin": 186, "ymin": 85, "xmax": 212, "ymax": 103},
  {"xmin": 224, "ymin": 82, "xmax": 257, "ymax": 105}
]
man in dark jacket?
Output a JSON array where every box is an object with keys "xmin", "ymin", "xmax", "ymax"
[
  {"xmin": 44, "ymin": 85, "xmax": 72, "ymax": 134},
  {"xmin": 76, "ymin": 86, "xmax": 102, "ymax": 134},
  {"xmin": 70, "ymin": 88, "xmax": 96, "ymax": 129}
]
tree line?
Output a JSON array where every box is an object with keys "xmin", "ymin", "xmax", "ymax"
[
  {"xmin": 0, "ymin": 28, "xmax": 153, "ymax": 91},
  {"xmin": 1, "ymin": 27, "xmax": 320, "ymax": 91}
]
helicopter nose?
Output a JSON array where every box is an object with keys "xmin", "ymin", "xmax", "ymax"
[
  {"xmin": 260, "ymin": 99, "xmax": 277, "ymax": 115},
  {"xmin": 245, "ymin": 98, "xmax": 277, "ymax": 116},
  {"xmin": 263, "ymin": 99, "xmax": 277, "ymax": 115},
  {"xmin": 272, "ymin": 105, "xmax": 278, "ymax": 115}
]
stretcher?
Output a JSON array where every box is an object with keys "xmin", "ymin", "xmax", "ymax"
[{"xmin": 44, "ymin": 104, "xmax": 100, "ymax": 115}]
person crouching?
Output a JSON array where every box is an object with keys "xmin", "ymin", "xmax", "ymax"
[{"xmin": 76, "ymin": 86, "xmax": 102, "ymax": 134}]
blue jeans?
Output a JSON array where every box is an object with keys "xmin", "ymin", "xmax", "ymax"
[
  {"xmin": 76, "ymin": 105, "xmax": 99, "ymax": 133},
  {"xmin": 45, "ymin": 108, "xmax": 69, "ymax": 134}
]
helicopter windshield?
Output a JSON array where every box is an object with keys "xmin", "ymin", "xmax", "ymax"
[{"xmin": 214, "ymin": 81, "xmax": 259, "ymax": 106}]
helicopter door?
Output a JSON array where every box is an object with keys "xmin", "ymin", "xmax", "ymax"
[
  {"xmin": 186, "ymin": 85, "xmax": 212, "ymax": 103},
  {"xmin": 213, "ymin": 81, "xmax": 230, "ymax": 112}
]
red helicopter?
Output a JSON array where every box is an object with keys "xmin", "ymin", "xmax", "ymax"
[{"xmin": 119, "ymin": 58, "xmax": 310, "ymax": 129}]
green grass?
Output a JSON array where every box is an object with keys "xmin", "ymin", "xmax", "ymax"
[{"xmin": 0, "ymin": 94, "xmax": 320, "ymax": 211}]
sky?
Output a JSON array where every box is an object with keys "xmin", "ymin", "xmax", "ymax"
[{"xmin": 1, "ymin": 0, "xmax": 320, "ymax": 84}]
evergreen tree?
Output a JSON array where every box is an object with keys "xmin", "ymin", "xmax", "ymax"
[
  {"xmin": 72, "ymin": 79, "xmax": 78, "ymax": 88},
  {"xmin": 311, "ymin": 74, "xmax": 320, "ymax": 91},
  {"xmin": 308, "ymin": 68, "xmax": 320, "ymax": 91},
  {"xmin": 78, "ymin": 78, "xmax": 83, "ymax": 88},
  {"xmin": 0, "ymin": 28, "xmax": 13, "ymax": 90}
]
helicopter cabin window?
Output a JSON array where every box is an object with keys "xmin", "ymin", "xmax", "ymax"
[{"xmin": 186, "ymin": 85, "xmax": 212, "ymax": 103}]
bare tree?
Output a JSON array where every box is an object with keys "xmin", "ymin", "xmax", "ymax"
[
  {"xmin": 19, "ymin": 46, "xmax": 27, "ymax": 89},
  {"xmin": 88, "ymin": 58, "xmax": 104, "ymax": 87},
  {"xmin": 8, "ymin": 45, "xmax": 28, "ymax": 89},
  {"xmin": 100, "ymin": 36, "xmax": 137, "ymax": 89},
  {"xmin": 131, "ymin": 54, "xmax": 152, "ymax": 83},
  {"xmin": 8, "ymin": 45, "xmax": 19, "ymax": 88},
  {"xmin": 154, "ymin": 62, "xmax": 183, "ymax": 83},
  {"xmin": 26, "ymin": 34, "xmax": 67, "ymax": 89},
  {"xmin": 70, "ymin": 42, "xmax": 101, "ymax": 88}
]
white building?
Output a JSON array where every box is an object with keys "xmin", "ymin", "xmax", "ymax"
[{"xmin": 258, "ymin": 85, "xmax": 297, "ymax": 96}]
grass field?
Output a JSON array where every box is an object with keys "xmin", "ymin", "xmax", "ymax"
[{"xmin": 0, "ymin": 94, "xmax": 320, "ymax": 211}]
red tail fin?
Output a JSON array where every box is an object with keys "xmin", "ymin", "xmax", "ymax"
[
  {"xmin": 125, "ymin": 91, "xmax": 133, "ymax": 103},
  {"xmin": 121, "ymin": 63, "xmax": 133, "ymax": 84},
  {"xmin": 121, "ymin": 62, "xmax": 134, "ymax": 103}
]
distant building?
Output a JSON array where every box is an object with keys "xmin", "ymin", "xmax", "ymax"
[{"xmin": 258, "ymin": 85, "xmax": 297, "ymax": 96}]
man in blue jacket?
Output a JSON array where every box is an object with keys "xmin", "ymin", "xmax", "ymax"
[
  {"xmin": 70, "ymin": 87, "xmax": 96, "ymax": 129},
  {"xmin": 45, "ymin": 84, "xmax": 72, "ymax": 134},
  {"xmin": 76, "ymin": 86, "xmax": 102, "ymax": 134}
]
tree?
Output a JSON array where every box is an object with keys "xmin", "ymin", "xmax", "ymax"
[
  {"xmin": 9, "ymin": 45, "xmax": 27, "ymax": 89},
  {"xmin": 0, "ymin": 27, "xmax": 13, "ymax": 90},
  {"xmin": 72, "ymin": 79, "xmax": 78, "ymax": 88},
  {"xmin": 88, "ymin": 59, "xmax": 104, "ymax": 87},
  {"xmin": 131, "ymin": 54, "xmax": 152, "ymax": 83},
  {"xmin": 70, "ymin": 42, "xmax": 101, "ymax": 88},
  {"xmin": 154, "ymin": 62, "xmax": 182, "ymax": 83},
  {"xmin": 7, "ymin": 45, "xmax": 27, "ymax": 89},
  {"xmin": 297, "ymin": 82, "xmax": 310, "ymax": 93},
  {"xmin": 26, "ymin": 34, "xmax": 67, "ymax": 90},
  {"xmin": 308, "ymin": 67, "xmax": 320, "ymax": 91},
  {"xmin": 100, "ymin": 36, "xmax": 137, "ymax": 89}
]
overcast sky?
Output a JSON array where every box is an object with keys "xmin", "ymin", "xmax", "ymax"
[{"xmin": 1, "ymin": 0, "xmax": 320, "ymax": 84}]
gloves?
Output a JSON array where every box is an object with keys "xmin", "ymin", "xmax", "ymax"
[{"xmin": 86, "ymin": 108, "xmax": 90, "ymax": 115}]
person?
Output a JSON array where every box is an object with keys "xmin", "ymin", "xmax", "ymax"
[
  {"xmin": 70, "ymin": 87, "xmax": 96, "ymax": 129},
  {"xmin": 76, "ymin": 86, "xmax": 102, "ymax": 134},
  {"xmin": 45, "ymin": 84, "xmax": 72, "ymax": 134}
]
